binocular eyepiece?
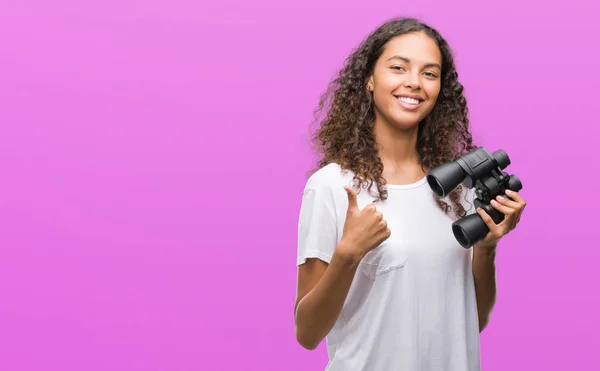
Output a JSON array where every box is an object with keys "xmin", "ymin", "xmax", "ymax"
[{"xmin": 426, "ymin": 147, "xmax": 523, "ymax": 248}]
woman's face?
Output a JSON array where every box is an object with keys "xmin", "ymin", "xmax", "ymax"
[{"xmin": 368, "ymin": 32, "xmax": 442, "ymax": 131}]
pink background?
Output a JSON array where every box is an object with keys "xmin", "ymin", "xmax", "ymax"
[{"xmin": 1, "ymin": 0, "xmax": 599, "ymax": 370}]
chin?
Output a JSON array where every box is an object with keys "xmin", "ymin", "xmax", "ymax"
[{"xmin": 390, "ymin": 114, "xmax": 423, "ymax": 130}]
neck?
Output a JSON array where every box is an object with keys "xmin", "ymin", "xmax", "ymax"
[{"xmin": 372, "ymin": 118, "xmax": 422, "ymax": 170}]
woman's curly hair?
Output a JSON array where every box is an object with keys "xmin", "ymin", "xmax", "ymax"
[{"xmin": 309, "ymin": 17, "xmax": 478, "ymax": 219}]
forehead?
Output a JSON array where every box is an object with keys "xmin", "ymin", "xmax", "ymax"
[{"xmin": 379, "ymin": 32, "xmax": 442, "ymax": 64}]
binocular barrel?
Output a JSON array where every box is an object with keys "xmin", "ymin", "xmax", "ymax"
[{"xmin": 426, "ymin": 147, "xmax": 522, "ymax": 248}]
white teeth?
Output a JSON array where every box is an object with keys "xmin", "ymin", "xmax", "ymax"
[{"xmin": 397, "ymin": 96, "xmax": 420, "ymax": 105}]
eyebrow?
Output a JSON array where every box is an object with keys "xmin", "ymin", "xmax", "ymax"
[{"xmin": 386, "ymin": 55, "xmax": 441, "ymax": 70}]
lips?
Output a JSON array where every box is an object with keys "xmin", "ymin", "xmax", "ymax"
[
  {"xmin": 396, "ymin": 96, "xmax": 421, "ymax": 105},
  {"xmin": 394, "ymin": 95, "xmax": 425, "ymax": 111}
]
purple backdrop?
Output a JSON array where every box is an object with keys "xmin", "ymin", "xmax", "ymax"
[{"xmin": 1, "ymin": 1, "xmax": 599, "ymax": 370}]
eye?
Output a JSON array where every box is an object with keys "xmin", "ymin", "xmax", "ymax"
[
  {"xmin": 424, "ymin": 72, "xmax": 438, "ymax": 78},
  {"xmin": 391, "ymin": 66, "xmax": 405, "ymax": 71}
]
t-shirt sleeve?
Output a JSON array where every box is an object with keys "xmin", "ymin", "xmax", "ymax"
[{"xmin": 296, "ymin": 180, "xmax": 339, "ymax": 266}]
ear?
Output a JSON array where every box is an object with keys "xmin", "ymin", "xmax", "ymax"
[{"xmin": 367, "ymin": 76, "xmax": 374, "ymax": 91}]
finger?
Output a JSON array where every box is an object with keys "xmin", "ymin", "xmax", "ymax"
[
  {"xmin": 380, "ymin": 227, "xmax": 391, "ymax": 241},
  {"xmin": 499, "ymin": 191, "xmax": 526, "ymax": 228},
  {"xmin": 515, "ymin": 207, "xmax": 524, "ymax": 224},
  {"xmin": 490, "ymin": 199, "xmax": 516, "ymax": 217},
  {"xmin": 503, "ymin": 193, "xmax": 527, "ymax": 229},
  {"xmin": 494, "ymin": 194, "xmax": 521, "ymax": 209},
  {"xmin": 505, "ymin": 189, "xmax": 526, "ymax": 207},
  {"xmin": 344, "ymin": 185, "xmax": 358, "ymax": 212},
  {"xmin": 512, "ymin": 206, "xmax": 525, "ymax": 228},
  {"xmin": 477, "ymin": 207, "xmax": 503, "ymax": 239},
  {"xmin": 364, "ymin": 203, "xmax": 377, "ymax": 212}
]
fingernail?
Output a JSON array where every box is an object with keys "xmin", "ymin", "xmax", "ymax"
[{"xmin": 505, "ymin": 189, "xmax": 513, "ymax": 194}]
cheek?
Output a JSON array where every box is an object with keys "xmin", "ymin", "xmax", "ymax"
[
  {"xmin": 425, "ymin": 84, "xmax": 441, "ymax": 104},
  {"xmin": 373, "ymin": 86, "xmax": 394, "ymax": 107}
]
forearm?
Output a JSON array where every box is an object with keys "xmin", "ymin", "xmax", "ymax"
[
  {"xmin": 294, "ymin": 242, "xmax": 361, "ymax": 350},
  {"xmin": 472, "ymin": 242, "xmax": 497, "ymax": 332}
]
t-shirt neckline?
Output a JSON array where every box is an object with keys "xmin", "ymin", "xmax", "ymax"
[{"xmin": 384, "ymin": 176, "xmax": 428, "ymax": 190}]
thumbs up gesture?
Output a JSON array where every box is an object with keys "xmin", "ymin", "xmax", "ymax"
[{"xmin": 339, "ymin": 185, "xmax": 391, "ymax": 262}]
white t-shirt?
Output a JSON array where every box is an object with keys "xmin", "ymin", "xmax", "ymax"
[{"xmin": 296, "ymin": 163, "xmax": 481, "ymax": 371}]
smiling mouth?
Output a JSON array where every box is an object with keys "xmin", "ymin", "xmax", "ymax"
[{"xmin": 395, "ymin": 96, "xmax": 423, "ymax": 105}]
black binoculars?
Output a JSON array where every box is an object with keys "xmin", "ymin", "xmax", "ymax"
[{"xmin": 426, "ymin": 147, "xmax": 523, "ymax": 248}]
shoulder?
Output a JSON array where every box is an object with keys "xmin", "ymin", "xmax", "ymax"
[{"xmin": 304, "ymin": 162, "xmax": 353, "ymax": 191}]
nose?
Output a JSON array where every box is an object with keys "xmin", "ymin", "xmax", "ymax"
[{"xmin": 404, "ymin": 71, "xmax": 421, "ymax": 90}]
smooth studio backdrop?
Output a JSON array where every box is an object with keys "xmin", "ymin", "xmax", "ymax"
[{"xmin": 1, "ymin": 1, "xmax": 599, "ymax": 370}]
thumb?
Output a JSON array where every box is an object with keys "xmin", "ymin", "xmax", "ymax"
[{"xmin": 344, "ymin": 185, "xmax": 358, "ymax": 213}]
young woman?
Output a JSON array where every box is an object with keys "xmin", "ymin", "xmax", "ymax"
[{"xmin": 293, "ymin": 17, "xmax": 527, "ymax": 370}]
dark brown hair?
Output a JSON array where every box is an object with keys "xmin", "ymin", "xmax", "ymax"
[{"xmin": 309, "ymin": 17, "xmax": 478, "ymax": 219}]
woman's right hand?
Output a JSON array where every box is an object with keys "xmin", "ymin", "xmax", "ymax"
[{"xmin": 338, "ymin": 185, "xmax": 391, "ymax": 262}]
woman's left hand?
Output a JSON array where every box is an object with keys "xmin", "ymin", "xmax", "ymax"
[{"xmin": 475, "ymin": 189, "xmax": 527, "ymax": 248}]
